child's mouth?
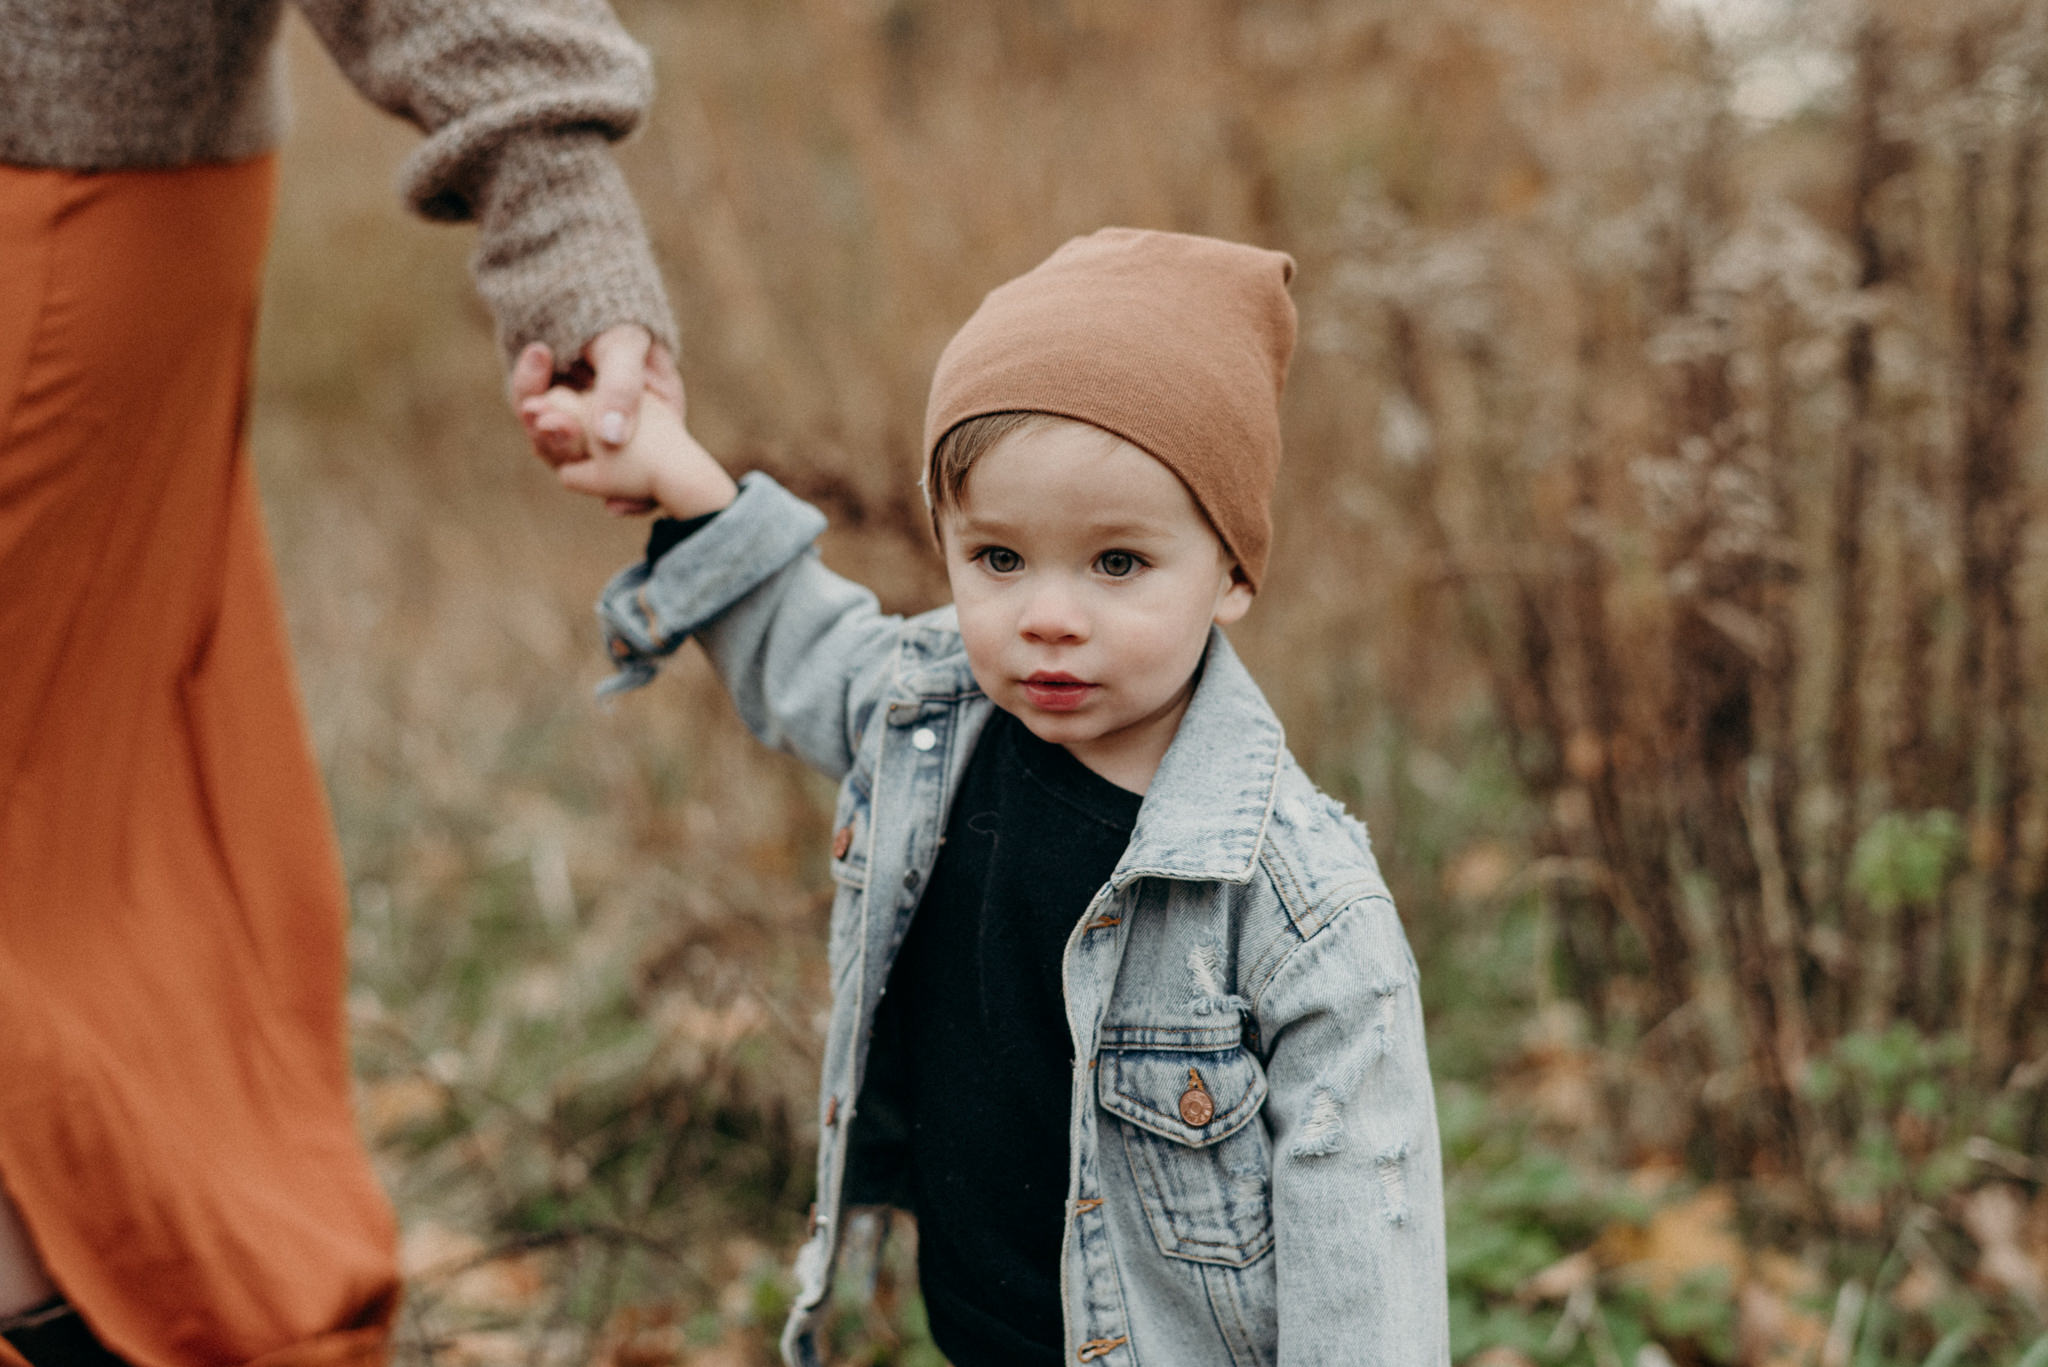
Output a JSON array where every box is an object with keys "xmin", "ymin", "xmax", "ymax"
[{"xmin": 1021, "ymin": 673, "xmax": 1094, "ymax": 711}]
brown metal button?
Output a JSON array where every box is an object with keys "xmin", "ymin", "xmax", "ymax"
[
  {"xmin": 1178, "ymin": 1068, "xmax": 1215, "ymax": 1127},
  {"xmin": 832, "ymin": 824, "xmax": 854, "ymax": 859}
]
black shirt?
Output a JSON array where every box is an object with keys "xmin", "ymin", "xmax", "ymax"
[{"xmin": 873, "ymin": 708, "xmax": 1141, "ymax": 1366}]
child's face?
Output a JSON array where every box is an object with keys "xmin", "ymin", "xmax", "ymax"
[{"xmin": 937, "ymin": 419, "xmax": 1253, "ymax": 793}]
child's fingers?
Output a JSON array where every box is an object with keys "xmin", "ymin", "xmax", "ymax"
[
  {"xmin": 534, "ymin": 416, "xmax": 586, "ymax": 467},
  {"xmin": 524, "ymin": 408, "xmax": 586, "ymax": 467},
  {"xmin": 555, "ymin": 459, "xmax": 601, "ymax": 496},
  {"xmin": 521, "ymin": 387, "xmax": 593, "ymax": 467},
  {"xmin": 557, "ymin": 465, "xmax": 655, "ymax": 514},
  {"xmin": 556, "ymin": 457, "xmax": 645, "ymax": 503},
  {"xmin": 518, "ymin": 384, "xmax": 588, "ymax": 422}
]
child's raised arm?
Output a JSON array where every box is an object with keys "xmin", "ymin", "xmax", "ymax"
[{"xmin": 521, "ymin": 381, "xmax": 738, "ymax": 521}]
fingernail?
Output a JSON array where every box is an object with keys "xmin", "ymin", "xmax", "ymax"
[{"xmin": 599, "ymin": 411, "xmax": 628, "ymax": 446}]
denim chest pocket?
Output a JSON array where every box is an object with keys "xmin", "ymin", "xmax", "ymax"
[{"xmin": 1097, "ymin": 1041, "xmax": 1275, "ymax": 1268}]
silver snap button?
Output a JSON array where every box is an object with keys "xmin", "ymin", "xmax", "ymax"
[{"xmin": 912, "ymin": 727, "xmax": 937, "ymax": 751}]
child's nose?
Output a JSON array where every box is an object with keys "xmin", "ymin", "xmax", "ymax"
[{"xmin": 1018, "ymin": 578, "xmax": 1088, "ymax": 643}]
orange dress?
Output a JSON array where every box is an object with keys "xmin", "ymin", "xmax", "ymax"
[{"xmin": 0, "ymin": 158, "xmax": 398, "ymax": 1365}]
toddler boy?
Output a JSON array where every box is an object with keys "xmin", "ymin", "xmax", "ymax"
[{"xmin": 524, "ymin": 228, "xmax": 1449, "ymax": 1366}]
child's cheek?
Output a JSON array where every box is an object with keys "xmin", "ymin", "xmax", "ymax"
[
  {"xmin": 956, "ymin": 625, "xmax": 1004, "ymax": 700},
  {"xmin": 948, "ymin": 601, "xmax": 1010, "ymax": 699}
]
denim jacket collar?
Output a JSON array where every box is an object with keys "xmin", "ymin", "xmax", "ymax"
[{"xmin": 1116, "ymin": 627, "xmax": 1282, "ymax": 887}]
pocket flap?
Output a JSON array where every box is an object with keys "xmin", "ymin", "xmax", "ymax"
[{"xmin": 1096, "ymin": 1042, "xmax": 1267, "ymax": 1148}]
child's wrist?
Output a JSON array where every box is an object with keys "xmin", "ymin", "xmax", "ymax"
[{"xmin": 651, "ymin": 464, "xmax": 739, "ymax": 522}]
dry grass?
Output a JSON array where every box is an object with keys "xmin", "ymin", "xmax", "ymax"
[{"xmin": 250, "ymin": 0, "xmax": 2048, "ymax": 1362}]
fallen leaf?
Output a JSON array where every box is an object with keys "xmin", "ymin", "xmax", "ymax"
[
  {"xmin": 1598, "ymin": 1185, "xmax": 1744, "ymax": 1298},
  {"xmin": 1889, "ymin": 1257, "xmax": 1947, "ymax": 1314},
  {"xmin": 1740, "ymin": 1279, "xmax": 1829, "ymax": 1367},
  {"xmin": 1445, "ymin": 842, "xmax": 1517, "ymax": 901},
  {"xmin": 610, "ymin": 1328, "xmax": 683, "ymax": 1367},
  {"xmin": 1751, "ymin": 1249, "xmax": 1820, "ymax": 1298},
  {"xmin": 359, "ymin": 1076, "xmax": 445, "ymax": 1138},
  {"xmin": 399, "ymin": 1221, "xmax": 483, "ymax": 1278},
  {"xmin": 398, "ymin": 1221, "xmax": 547, "ymax": 1314},
  {"xmin": 1962, "ymin": 1184, "xmax": 2047, "ymax": 1317},
  {"xmin": 440, "ymin": 1331, "xmax": 526, "ymax": 1367},
  {"xmin": 448, "ymin": 1251, "xmax": 546, "ymax": 1314},
  {"xmin": 1520, "ymin": 1249, "xmax": 1598, "ymax": 1303},
  {"xmin": 681, "ymin": 1346, "xmax": 756, "ymax": 1367},
  {"xmin": 1463, "ymin": 1349, "xmax": 1539, "ymax": 1367},
  {"xmin": 1509, "ymin": 1003, "xmax": 1603, "ymax": 1131}
]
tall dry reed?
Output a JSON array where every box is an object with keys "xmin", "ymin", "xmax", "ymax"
[{"xmin": 1321, "ymin": 0, "xmax": 2048, "ymax": 1231}]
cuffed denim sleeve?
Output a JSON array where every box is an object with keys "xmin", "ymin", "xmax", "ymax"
[
  {"xmin": 595, "ymin": 472, "xmax": 828, "ymax": 694},
  {"xmin": 595, "ymin": 471, "xmax": 911, "ymax": 783},
  {"xmin": 1257, "ymin": 896, "xmax": 1450, "ymax": 1366}
]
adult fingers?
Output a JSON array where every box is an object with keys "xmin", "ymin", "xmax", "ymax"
[
  {"xmin": 584, "ymin": 324, "xmax": 654, "ymax": 449},
  {"xmin": 509, "ymin": 342, "xmax": 555, "ymax": 407},
  {"xmin": 644, "ymin": 341, "xmax": 686, "ymax": 410}
]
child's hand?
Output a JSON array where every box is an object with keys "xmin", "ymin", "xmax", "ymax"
[{"xmin": 520, "ymin": 383, "xmax": 739, "ymax": 522}]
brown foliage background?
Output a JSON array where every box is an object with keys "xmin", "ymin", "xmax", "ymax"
[{"xmin": 252, "ymin": 0, "xmax": 2048, "ymax": 1360}]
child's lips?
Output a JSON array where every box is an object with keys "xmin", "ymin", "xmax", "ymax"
[{"xmin": 1021, "ymin": 673, "xmax": 1095, "ymax": 711}]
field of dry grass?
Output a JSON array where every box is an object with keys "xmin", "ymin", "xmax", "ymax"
[{"xmin": 250, "ymin": 1, "xmax": 2048, "ymax": 1363}]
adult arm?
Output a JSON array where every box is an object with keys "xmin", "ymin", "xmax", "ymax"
[{"xmin": 292, "ymin": 0, "xmax": 678, "ymax": 441}]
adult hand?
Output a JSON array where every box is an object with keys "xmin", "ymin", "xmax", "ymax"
[{"xmin": 510, "ymin": 323, "xmax": 684, "ymax": 515}]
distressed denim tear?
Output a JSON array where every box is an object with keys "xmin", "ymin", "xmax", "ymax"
[
  {"xmin": 1185, "ymin": 938, "xmax": 1251, "ymax": 1017},
  {"xmin": 1287, "ymin": 983, "xmax": 1407, "ymax": 1164},
  {"xmin": 1374, "ymin": 1142, "xmax": 1412, "ymax": 1226},
  {"xmin": 1291, "ymin": 1085, "xmax": 1347, "ymax": 1158},
  {"xmin": 1367, "ymin": 981, "xmax": 1404, "ymax": 1059}
]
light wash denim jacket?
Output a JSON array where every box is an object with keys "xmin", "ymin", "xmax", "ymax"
[{"xmin": 596, "ymin": 474, "xmax": 1450, "ymax": 1367}]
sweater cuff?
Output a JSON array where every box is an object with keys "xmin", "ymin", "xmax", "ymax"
[{"xmin": 464, "ymin": 130, "xmax": 678, "ymax": 365}]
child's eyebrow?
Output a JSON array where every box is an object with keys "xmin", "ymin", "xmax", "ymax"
[{"xmin": 949, "ymin": 512, "xmax": 1177, "ymax": 541}]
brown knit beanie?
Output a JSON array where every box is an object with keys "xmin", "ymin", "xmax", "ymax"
[{"xmin": 923, "ymin": 227, "xmax": 1297, "ymax": 589}]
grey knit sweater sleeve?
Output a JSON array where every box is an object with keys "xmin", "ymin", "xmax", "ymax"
[
  {"xmin": 0, "ymin": 0, "xmax": 676, "ymax": 362},
  {"xmin": 293, "ymin": 0, "xmax": 676, "ymax": 361}
]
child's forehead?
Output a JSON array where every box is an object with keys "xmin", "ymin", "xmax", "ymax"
[
  {"xmin": 971, "ymin": 426, "xmax": 1177, "ymax": 497},
  {"xmin": 975, "ymin": 418, "xmax": 1176, "ymax": 491},
  {"xmin": 945, "ymin": 437, "xmax": 1224, "ymax": 550},
  {"xmin": 988, "ymin": 413, "xmax": 1129, "ymax": 458}
]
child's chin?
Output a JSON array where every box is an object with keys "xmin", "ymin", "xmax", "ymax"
[{"xmin": 1009, "ymin": 707, "xmax": 1095, "ymax": 747}]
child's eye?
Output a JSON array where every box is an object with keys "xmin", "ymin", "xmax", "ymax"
[
  {"xmin": 1097, "ymin": 550, "xmax": 1142, "ymax": 578},
  {"xmin": 977, "ymin": 546, "xmax": 1023, "ymax": 574}
]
